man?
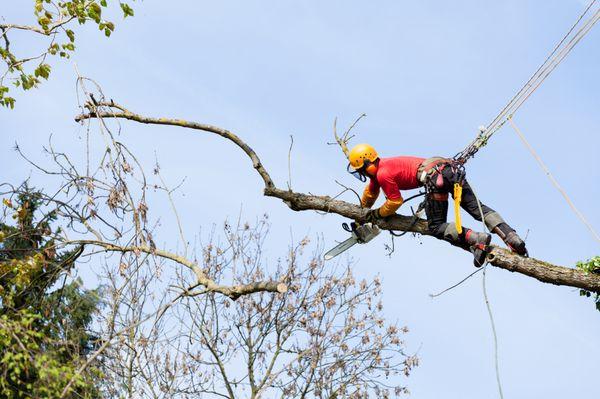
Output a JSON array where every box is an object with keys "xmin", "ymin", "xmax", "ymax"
[{"xmin": 347, "ymin": 143, "xmax": 527, "ymax": 266}]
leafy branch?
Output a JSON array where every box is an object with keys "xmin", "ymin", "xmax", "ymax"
[{"xmin": 0, "ymin": 0, "xmax": 135, "ymax": 108}]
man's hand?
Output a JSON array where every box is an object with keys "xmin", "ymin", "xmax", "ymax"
[{"xmin": 365, "ymin": 208, "xmax": 383, "ymax": 224}]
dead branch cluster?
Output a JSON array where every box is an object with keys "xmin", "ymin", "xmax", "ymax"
[
  {"xmin": 109, "ymin": 220, "xmax": 416, "ymax": 398},
  {"xmin": 2, "ymin": 77, "xmax": 421, "ymax": 397}
]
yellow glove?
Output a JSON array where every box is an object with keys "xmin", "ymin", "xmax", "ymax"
[
  {"xmin": 361, "ymin": 185, "xmax": 379, "ymax": 208},
  {"xmin": 377, "ymin": 198, "xmax": 404, "ymax": 217}
]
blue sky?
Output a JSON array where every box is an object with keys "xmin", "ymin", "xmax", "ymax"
[{"xmin": 2, "ymin": 1, "xmax": 600, "ymax": 397}]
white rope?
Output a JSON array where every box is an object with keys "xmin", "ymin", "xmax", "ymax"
[
  {"xmin": 482, "ymin": 262, "xmax": 503, "ymax": 399},
  {"xmin": 486, "ymin": 0, "xmax": 598, "ymax": 134},
  {"xmin": 508, "ymin": 118, "xmax": 600, "ymax": 245},
  {"xmin": 457, "ymin": 0, "xmax": 600, "ymax": 162},
  {"xmin": 470, "ymin": 184, "xmax": 504, "ymax": 399}
]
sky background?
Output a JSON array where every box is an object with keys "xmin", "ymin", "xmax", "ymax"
[{"xmin": 2, "ymin": 1, "xmax": 600, "ymax": 398}]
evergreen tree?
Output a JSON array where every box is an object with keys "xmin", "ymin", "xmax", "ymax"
[{"xmin": 0, "ymin": 186, "xmax": 102, "ymax": 398}]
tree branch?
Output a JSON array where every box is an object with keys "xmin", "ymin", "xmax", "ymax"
[
  {"xmin": 74, "ymin": 102, "xmax": 600, "ymax": 294},
  {"xmin": 67, "ymin": 240, "xmax": 287, "ymax": 300},
  {"xmin": 0, "ymin": 17, "xmax": 76, "ymax": 36},
  {"xmin": 75, "ymin": 101, "xmax": 274, "ymax": 189}
]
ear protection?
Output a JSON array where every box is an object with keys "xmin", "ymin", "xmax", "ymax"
[
  {"xmin": 362, "ymin": 159, "xmax": 379, "ymax": 176},
  {"xmin": 365, "ymin": 162, "xmax": 378, "ymax": 175}
]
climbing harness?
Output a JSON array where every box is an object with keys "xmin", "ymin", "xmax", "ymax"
[
  {"xmin": 387, "ymin": 157, "xmax": 469, "ymax": 239},
  {"xmin": 416, "ymin": 157, "xmax": 467, "ymax": 235}
]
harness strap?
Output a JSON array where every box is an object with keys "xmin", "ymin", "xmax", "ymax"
[
  {"xmin": 418, "ymin": 157, "xmax": 466, "ymax": 234},
  {"xmin": 417, "ymin": 157, "xmax": 451, "ymax": 184}
]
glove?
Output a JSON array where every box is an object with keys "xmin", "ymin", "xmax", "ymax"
[{"xmin": 365, "ymin": 208, "xmax": 382, "ymax": 224}]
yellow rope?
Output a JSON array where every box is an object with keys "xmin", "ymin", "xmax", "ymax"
[{"xmin": 453, "ymin": 183, "xmax": 463, "ymax": 234}]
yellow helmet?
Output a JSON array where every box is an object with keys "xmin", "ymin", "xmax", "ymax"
[{"xmin": 348, "ymin": 143, "xmax": 379, "ymax": 170}]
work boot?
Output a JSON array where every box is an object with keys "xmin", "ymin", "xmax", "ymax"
[
  {"xmin": 493, "ymin": 223, "xmax": 528, "ymax": 256},
  {"xmin": 465, "ymin": 229, "xmax": 492, "ymax": 267}
]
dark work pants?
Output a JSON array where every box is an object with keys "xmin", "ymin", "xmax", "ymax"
[{"xmin": 425, "ymin": 167, "xmax": 496, "ymax": 247}]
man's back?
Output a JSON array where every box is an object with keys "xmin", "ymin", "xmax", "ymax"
[{"xmin": 376, "ymin": 156, "xmax": 424, "ymax": 192}]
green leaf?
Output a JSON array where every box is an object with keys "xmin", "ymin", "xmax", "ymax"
[
  {"xmin": 120, "ymin": 3, "xmax": 134, "ymax": 18},
  {"xmin": 34, "ymin": 63, "xmax": 51, "ymax": 80},
  {"xmin": 1, "ymin": 97, "xmax": 15, "ymax": 109},
  {"xmin": 66, "ymin": 29, "xmax": 75, "ymax": 43}
]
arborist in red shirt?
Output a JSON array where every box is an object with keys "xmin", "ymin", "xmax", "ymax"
[{"xmin": 347, "ymin": 143, "xmax": 527, "ymax": 266}]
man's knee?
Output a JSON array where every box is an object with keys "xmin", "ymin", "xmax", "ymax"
[
  {"xmin": 484, "ymin": 211, "xmax": 505, "ymax": 230},
  {"xmin": 427, "ymin": 221, "xmax": 443, "ymax": 236},
  {"xmin": 442, "ymin": 223, "xmax": 460, "ymax": 242},
  {"xmin": 427, "ymin": 224, "xmax": 446, "ymax": 239}
]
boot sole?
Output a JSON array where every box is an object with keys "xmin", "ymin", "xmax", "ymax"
[
  {"xmin": 473, "ymin": 234, "xmax": 492, "ymax": 267},
  {"xmin": 505, "ymin": 232, "xmax": 528, "ymax": 256}
]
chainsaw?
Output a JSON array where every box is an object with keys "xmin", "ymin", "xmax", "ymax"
[{"xmin": 324, "ymin": 222, "xmax": 381, "ymax": 260}]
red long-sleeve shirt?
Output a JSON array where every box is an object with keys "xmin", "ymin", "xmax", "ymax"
[
  {"xmin": 362, "ymin": 156, "xmax": 425, "ymax": 216},
  {"xmin": 368, "ymin": 156, "xmax": 424, "ymax": 199}
]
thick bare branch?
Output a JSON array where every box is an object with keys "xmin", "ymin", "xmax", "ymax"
[
  {"xmin": 68, "ymin": 240, "xmax": 287, "ymax": 300},
  {"xmin": 265, "ymin": 188, "xmax": 600, "ymax": 292},
  {"xmin": 75, "ymin": 102, "xmax": 600, "ymax": 294},
  {"xmin": 75, "ymin": 101, "xmax": 275, "ymax": 189}
]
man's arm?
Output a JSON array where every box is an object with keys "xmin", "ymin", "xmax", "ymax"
[
  {"xmin": 371, "ymin": 178, "xmax": 403, "ymax": 218},
  {"xmin": 377, "ymin": 197, "xmax": 404, "ymax": 217},
  {"xmin": 361, "ymin": 178, "xmax": 380, "ymax": 208}
]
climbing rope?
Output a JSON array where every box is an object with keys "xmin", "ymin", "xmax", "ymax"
[
  {"xmin": 470, "ymin": 184, "xmax": 504, "ymax": 399},
  {"xmin": 424, "ymin": 4, "xmax": 600, "ymax": 396},
  {"xmin": 454, "ymin": 0, "xmax": 600, "ymax": 164},
  {"xmin": 508, "ymin": 118, "xmax": 600, "ymax": 244}
]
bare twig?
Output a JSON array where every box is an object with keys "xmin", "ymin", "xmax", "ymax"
[
  {"xmin": 287, "ymin": 134, "xmax": 294, "ymax": 191},
  {"xmin": 329, "ymin": 113, "xmax": 367, "ymax": 158},
  {"xmin": 429, "ymin": 268, "xmax": 483, "ymax": 298}
]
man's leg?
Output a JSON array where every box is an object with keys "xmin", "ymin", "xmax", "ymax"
[
  {"xmin": 425, "ymin": 188, "xmax": 491, "ymax": 266},
  {"xmin": 457, "ymin": 178, "xmax": 528, "ymax": 256},
  {"xmin": 424, "ymin": 191, "xmax": 453, "ymax": 242}
]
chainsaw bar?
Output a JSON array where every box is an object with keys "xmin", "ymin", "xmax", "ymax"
[
  {"xmin": 324, "ymin": 223, "xmax": 381, "ymax": 261},
  {"xmin": 324, "ymin": 236, "xmax": 359, "ymax": 260}
]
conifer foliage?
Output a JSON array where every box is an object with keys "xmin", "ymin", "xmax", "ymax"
[{"xmin": 0, "ymin": 186, "xmax": 102, "ymax": 398}]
